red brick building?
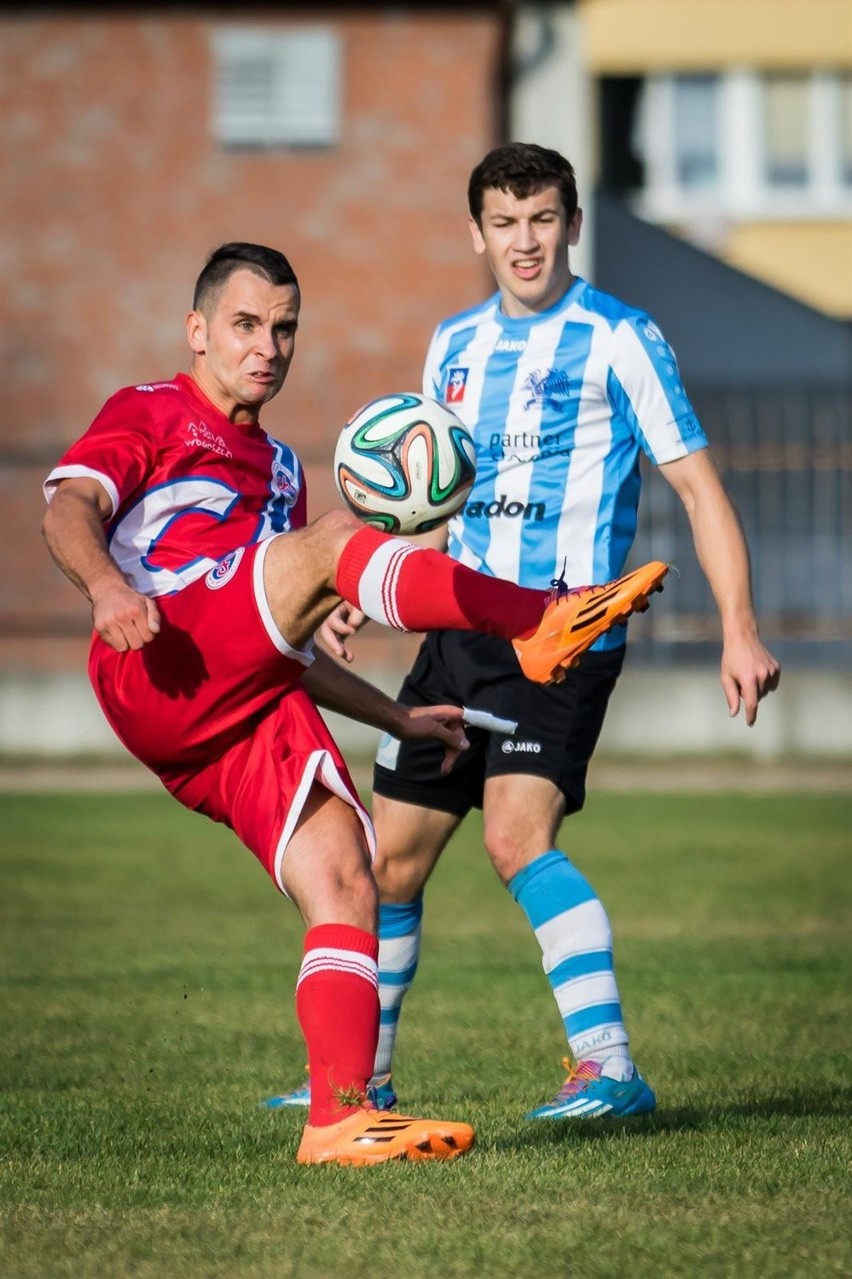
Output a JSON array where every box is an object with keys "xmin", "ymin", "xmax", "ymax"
[{"xmin": 2, "ymin": 4, "xmax": 506, "ymax": 702}]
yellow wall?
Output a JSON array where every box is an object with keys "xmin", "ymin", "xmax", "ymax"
[
  {"xmin": 581, "ymin": 0, "xmax": 852, "ymax": 71},
  {"xmin": 720, "ymin": 222, "xmax": 852, "ymax": 317}
]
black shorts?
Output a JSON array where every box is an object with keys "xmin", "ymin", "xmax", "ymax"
[{"xmin": 372, "ymin": 630, "xmax": 625, "ymax": 819}]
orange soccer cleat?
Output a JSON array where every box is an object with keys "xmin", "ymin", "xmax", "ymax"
[
  {"xmin": 514, "ymin": 561, "xmax": 669, "ymax": 684},
  {"xmin": 296, "ymin": 1106, "xmax": 475, "ymax": 1167}
]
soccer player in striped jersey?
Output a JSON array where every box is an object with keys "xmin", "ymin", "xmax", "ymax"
[
  {"xmin": 42, "ymin": 240, "xmax": 665, "ymax": 1164},
  {"xmin": 270, "ymin": 144, "xmax": 780, "ymax": 1121}
]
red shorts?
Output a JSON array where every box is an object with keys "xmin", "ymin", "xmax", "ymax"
[{"xmin": 88, "ymin": 539, "xmax": 374, "ymax": 892}]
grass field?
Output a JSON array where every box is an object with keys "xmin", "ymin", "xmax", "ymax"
[{"xmin": 1, "ymin": 785, "xmax": 850, "ymax": 1278}]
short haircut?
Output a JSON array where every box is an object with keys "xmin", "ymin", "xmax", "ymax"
[
  {"xmin": 468, "ymin": 143, "xmax": 578, "ymax": 225},
  {"xmin": 192, "ymin": 242, "xmax": 299, "ymax": 315}
]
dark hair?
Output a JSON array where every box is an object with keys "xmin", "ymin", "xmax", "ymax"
[
  {"xmin": 468, "ymin": 143, "xmax": 578, "ymax": 225},
  {"xmin": 193, "ymin": 242, "xmax": 299, "ymax": 314}
]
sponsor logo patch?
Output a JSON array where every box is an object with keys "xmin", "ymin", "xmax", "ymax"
[
  {"xmin": 501, "ymin": 739, "xmax": 542, "ymax": 754},
  {"xmin": 205, "ymin": 547, "xmax": 244, "ymax": 590},
  {"xmin": 521, "ymin": 368, "xmax": 573, "ymax": 411},
  {"xmin": 272, "ymin": 460, "xmax": 298, "ymax": 505},
  {"xmin": 445, "ymin": 367, "xmax": 469, "ymax": 404},
  {"xmin": 184, "ymin": 420, "xmax": 233, "ymax": 458},
  {"xmin": 135, "ymin": 382, "xmax": 180, "ymax": 392}
]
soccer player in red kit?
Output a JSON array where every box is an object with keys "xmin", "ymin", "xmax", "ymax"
[{"xmin": 41, "ymin": 241, "xmax": 666, "ymax": 1165}]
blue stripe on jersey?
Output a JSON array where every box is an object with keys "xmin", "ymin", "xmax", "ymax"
[
  {"xmin": 267, "ymin": 439, "xmax": 301, "ymax": 534},
  {"xmin": 431, "ymin": 279, "xmax": 708, "ymax": 618}
]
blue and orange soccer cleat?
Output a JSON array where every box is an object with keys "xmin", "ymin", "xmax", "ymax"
[
  {"xmin": 261, "ymin": 1073, "xmax": 398, "ymax": 1112},
  {"xmin": 525, "ymin": 1057, "xmax": 656, "ymax": 1120},
  {"xmin": 296, "ymin": 1106, "xmax": 474, "ymax": 1166},
  {"xmin": 514, "ymin": 561, "xmax": 669, "ymax": 685}
]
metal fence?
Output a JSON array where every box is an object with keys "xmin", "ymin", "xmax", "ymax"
[{"xmin": 628, "ymin": 386, "xmax": 852, "ymax": 667}]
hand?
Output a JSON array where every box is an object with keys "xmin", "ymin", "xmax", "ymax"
[
  {"xmin": 318, "ymin": 602, "xmax": 367, "ymax": 663},
  {"xmin": 398, "ymin": 704, "xmax": 470, "ymax": 776},
  {"xmin": 91, "ymin": 579, "xmax": 161, "ymax": 652},
  {"xmin": 721, "ymin": 633, "xmax": 781, "ymax": 727}
]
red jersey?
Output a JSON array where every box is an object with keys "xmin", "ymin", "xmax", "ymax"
[{"xmin": 44, "ymin": 373, "xmax": 308, "ymax": 597}]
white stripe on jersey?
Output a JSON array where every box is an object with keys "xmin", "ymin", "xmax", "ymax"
[{"xmin": 427, "ymin": 279, "xmax": 707, "ymax": 635}]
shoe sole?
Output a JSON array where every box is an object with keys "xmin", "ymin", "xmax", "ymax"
[
  {"xmin": 297, "ymin": 1132, "xmax": 474, "ymax": 1166},
  {"xmin": 541, "ymin": 567, "xmax": 667, "ymax": 685}
]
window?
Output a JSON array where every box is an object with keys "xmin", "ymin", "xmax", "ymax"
[
  {"xmin": 213, "ymin": 27, "xmax": 341, "ymax": 149},
  {"xmin": 634, "ymin": 69, "xmax": 852, "ymax": 217},
  {"xmin": 840, "ymin": 75, "xmax": 852, "ymax": 186},
  {"xmin": 763, "ymin": 75, "xmax": 809, "ymax": 187},
  {"xmin": 673, "ymin": 76, "xmax": 719, "ymax": 189}
]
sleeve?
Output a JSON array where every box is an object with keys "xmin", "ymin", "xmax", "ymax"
[
  {"xmin": 607, "ymin": 314, "xmax": 709, "ymax": 466},
  {"xmin": 43, "ymin": 386, "xmax": 158, "ymax": 516},
  {"xmin": 422, "ymin": 324, "xmax": 444, "ymax": 400}
]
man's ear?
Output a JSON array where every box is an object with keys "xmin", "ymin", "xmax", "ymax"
[
  {"xmin": 468, "ymin": 216, "xmax": 487, "ymax": 257},
  {"xmin": 186, "ymin": 310, "xmax": 206, "ymax": 354},
  {"xmin": 568, "ymin": 208, "xmax": 583, "ymax": 248}
]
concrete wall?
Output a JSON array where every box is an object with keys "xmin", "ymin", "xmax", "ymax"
[{"xmin": 2, "ymin": 667, "xmax": 849, "ymax": 761}]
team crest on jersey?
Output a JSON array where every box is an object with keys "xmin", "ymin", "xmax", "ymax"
[
  {"xmin": 445, "ymin": 367, "xmax": 469, "ymax": 404},
  {"xmin": 205, "ymin": 547, "xmax": 244, "ymax": 590},
  {"xmin": 522, "ymin": 369, "xmax": 573, "ymax": 411},
  {"xmin": 271, "ymin": 460, "xmax": 298, "ymax": 506},
  {"xmin": 184, "ymin": 420, "xmax": 233, "ymax": 458}
]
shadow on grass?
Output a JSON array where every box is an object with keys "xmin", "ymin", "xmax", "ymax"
[{"xmin": 500, "ymin": 1086, "xmax": 852, "ymax": 1151}]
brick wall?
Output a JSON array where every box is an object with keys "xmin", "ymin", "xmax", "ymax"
[{"xmin": 2, "ymin": 7, "xmax": 502, "ymax": 679}]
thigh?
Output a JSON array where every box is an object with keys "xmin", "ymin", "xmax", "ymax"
[
  {"xmin": 372, "ymin": 631, "xmax": 490, "ymax": 817},
  {"xmin": 166, "ymin": 683, "xmax": 375, "ymax": 896},
  {"xmin": 482, "ymin": 644, "xmax": 626, "ymax": 816}
]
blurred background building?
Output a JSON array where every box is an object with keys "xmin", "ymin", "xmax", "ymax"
[{"xmin": 2, "ymin": 0, "xmax": 850, "ymax": 760}]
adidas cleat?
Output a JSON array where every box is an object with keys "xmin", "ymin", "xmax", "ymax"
[
  {"xmin": 525, "ymin": 1057, "xmax": 656, "ymax": 1120},
  {"xmin": 260, "ymin": 1079, "xmax": 311, "ymax": 1109},
  {"xmin": 514, "ymin": 561, "xmax": 669, "ymax": 684},
  {"xmin": 296, "ymin": 1106, "xmax": 475, "ymax": 1166},
  {"xmin": 261, "ymin": 1073, "xmax": 397, "ymax": 1112}
]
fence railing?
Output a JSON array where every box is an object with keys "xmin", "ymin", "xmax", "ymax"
[{"xmin": 627, "ymin": 386, "xmax": 852, "ymax": 667}]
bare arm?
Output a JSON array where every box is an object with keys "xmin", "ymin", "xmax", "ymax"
[
  {"xmin": 301, "ymin": 647, "xmax": 468, "ymax": 775},
  {"xmin": 41, "ymin": 477, "xmax": 161, "ymax": 652},
  {"xmin": 658, "ymin": 449, "xmax": 780, "ymax": 725}
]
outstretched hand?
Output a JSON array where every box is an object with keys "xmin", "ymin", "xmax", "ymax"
[
  {"xmin": 721, "ymin": 633, "xmax": 781, "ymax": 727},
  {"xmin": 398, "ymin": 704, "xmax": 470, "ymax": 776},
  {"xmin": 318, "ymin": 602, "xmax": 367, "ymax": 663},
  {"xmin": 91, "ymin": 579, "xmax": 161, "ymax": 652}
]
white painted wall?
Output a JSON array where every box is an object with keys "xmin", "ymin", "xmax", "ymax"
[
  {"xmin": 1, "ymin": 669, "xmax": 849, "ymax": 761},
  {"xmin": 510, "ymin": 3, "xmax": 595, "ymax": 281}
]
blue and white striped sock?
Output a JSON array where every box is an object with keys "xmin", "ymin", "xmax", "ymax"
[
  {"xmin": 508, "ymin": 850, "xmax": 632, "ymax": 1068},
  {"xmin": 373, "ymin": 897, "xmax": 423, "ymax": 1077}
]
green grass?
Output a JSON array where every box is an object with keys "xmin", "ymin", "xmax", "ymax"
[{"xmin": 1, "ymin": 787, "xmax": 850, "ymax": 1278}]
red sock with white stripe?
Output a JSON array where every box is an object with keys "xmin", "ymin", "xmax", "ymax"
[
  {"xmin": 295, "ymin": 923, "xmax": 380, "ymax": 1128},
  {"xmin": 335, "ymin": 526, "xmax": 546, "ymax": 639}
]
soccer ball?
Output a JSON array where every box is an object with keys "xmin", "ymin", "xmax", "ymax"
[{"xmin": 333, "ymin": 392, "xmax": 477, "ymax": 534}]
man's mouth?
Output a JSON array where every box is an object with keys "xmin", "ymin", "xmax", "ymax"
[{"xmin": 512, "ymin": 258, "xmax": 542, "ymax": 279}]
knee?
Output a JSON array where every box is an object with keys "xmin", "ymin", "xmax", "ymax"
[
  {"xmin": 373, "ymin": 844, "xmax": 427, "ymax": 904},
  {"xmin": 311, "ymin": 508, "xmax": 364, "ymax": 553},
  {"xmin": 482, "ymin": 821, "xmax": 542, "ymax": 885}
]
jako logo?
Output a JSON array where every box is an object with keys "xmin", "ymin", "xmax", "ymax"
[
  {"xmin": 465, "ymin": 494, "xmax": 545, "ymax": 522},
  {"xmin": 501, "ymin": 740, "xmax": 542, "ymax": 754}
]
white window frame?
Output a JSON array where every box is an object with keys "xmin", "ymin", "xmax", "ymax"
[
  {"xmin": 212, "ymin": 26, "xmax": 342, "ymax": 150},
  {"xmin": 634, "ymin": 69, "xmax": 852, "ymax": 224}
]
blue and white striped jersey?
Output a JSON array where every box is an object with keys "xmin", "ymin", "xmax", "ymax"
[{"xmin": 424, "ymin": 276, "xmax": 708, "ymax": 648}]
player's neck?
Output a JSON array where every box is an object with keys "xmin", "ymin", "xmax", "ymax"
[{"xmin": 187, "ymin": 369, "xmax": 261, "ymax": 426}]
